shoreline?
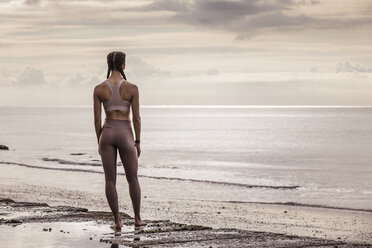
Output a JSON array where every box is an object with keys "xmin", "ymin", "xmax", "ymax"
[
  {"xmin": 1, "ymin": 197, "xmax": 370, "ymax": 247},
  {"xmin": 0, "ymin": 164, "xmax": 371, "ymax": 245},
  {"xmin": 1, "ymin": 161, "xmax": 371, "ymax": 213},
  {"xmin": 0, "ymin": 160, "xmax": 301, "ymax": 190}
]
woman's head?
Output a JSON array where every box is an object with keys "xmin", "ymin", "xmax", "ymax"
[{"xmin": 106, "ymin": 51, "xmax": 127, "ymax": 80}]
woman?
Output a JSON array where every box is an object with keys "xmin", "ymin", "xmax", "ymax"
[{"xmin": 93, "ymin": 51, "xmax": 147, "ymax": 230}]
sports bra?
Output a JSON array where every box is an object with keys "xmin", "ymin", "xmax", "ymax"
[{"xmin": 102, "ymin": 79, "xmax": 130, "ymax": 112}]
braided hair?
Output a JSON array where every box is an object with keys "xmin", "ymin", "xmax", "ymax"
[{"xmin": 106, "ymin": 51, "xmax": 127, "ymax": 80}]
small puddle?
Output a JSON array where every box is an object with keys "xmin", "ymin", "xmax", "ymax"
[
  {"xmin": 0, "ymin": 221, "xmax": 145, "ymax": 248},
  {"xmin": 101, "ymin": 226, "xmax": 161, "ymax": 244}
]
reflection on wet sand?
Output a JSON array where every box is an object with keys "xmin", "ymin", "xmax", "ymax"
[
  {"xmin": 1, "ymin": 198, "xmax": 357, "ymax": 248},
  {"xmin": 100, "ymin": 224, "xmax": 148, "ymax": 247}
]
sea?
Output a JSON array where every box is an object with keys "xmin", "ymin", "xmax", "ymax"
[{"xmin": 0, "ymin": 106, "xmax": 371, "ymax": 211}]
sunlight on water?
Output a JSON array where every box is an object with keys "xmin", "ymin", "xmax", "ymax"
[{"xmin": 0, "ymin": 106, "xmax": 372, "ymax": 210}]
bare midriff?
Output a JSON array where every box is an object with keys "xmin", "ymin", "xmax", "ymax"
[{"xmin": 105, "ymin": 109, "xmax": 130, "ymax": 120}]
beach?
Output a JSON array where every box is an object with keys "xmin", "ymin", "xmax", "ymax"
[
  {"xmin": 2, "ymin": 197, "xmax": 368, "ymax": 248},
  {"xmin": 1, "ymin": 162, "xmax": 371, "ymax": 247},
  {"xmin": 1, "ymin": 106, "xmax": 372, "ymax": 247}
]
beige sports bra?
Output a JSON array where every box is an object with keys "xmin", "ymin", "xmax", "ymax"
[{"xmin": 102, "ymin": 79, "xmax": 130, "ymax": 111}]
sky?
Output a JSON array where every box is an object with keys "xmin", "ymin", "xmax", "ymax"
[{"xmin": 0, "ymin": 0, "xmax": 372, "ymax": 106}]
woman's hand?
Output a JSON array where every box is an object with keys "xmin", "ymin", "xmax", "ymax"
[
  {"xmin": 135, "ymin": 143, "xmax": 141, "ymax": 157},
  {"xmin": 97, "ymin": 137, "xmax": 101, "ymax": 156}
]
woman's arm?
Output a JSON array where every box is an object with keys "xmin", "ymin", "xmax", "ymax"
[
  {"xmin": 131, "ymin": 85, "xmax": 141, "ymax": 157},
  {"xmin": 93, "ymin": 86, "xmax": 102, "ymax": 145}
]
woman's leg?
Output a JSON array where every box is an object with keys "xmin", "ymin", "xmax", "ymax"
[
  {"xmin": 117, "ymin": 130, "xmax": 146, "ymax": 226},
  {"xmin": 99, "ymin": 128, "xmax": 121, "ymax": 228}
]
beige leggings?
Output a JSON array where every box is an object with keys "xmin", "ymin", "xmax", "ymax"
[{"xmin": 99, "ymin": 119, "xmax": 141, "ymax": 218}]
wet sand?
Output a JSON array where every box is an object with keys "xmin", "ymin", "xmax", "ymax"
[
  {"xmin": 0, "ymin": 164, "xmax": 372, "ymax": 247},
  {"xmin": 1, "ymin": 198, "xmax": 370, "ymax": 247}
]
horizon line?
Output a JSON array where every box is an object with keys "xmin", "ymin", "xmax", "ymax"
[{"xmin": 1, "ymin": 105, "xmax": 372, "ymax": 109}]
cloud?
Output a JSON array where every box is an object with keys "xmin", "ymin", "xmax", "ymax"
[
  {"xmin": 139, "ymin": 0, "xmax": 294, "ymax": 30},
  {"xmin": 336, "ymin": 62, "xmax": 372, "ymax": 73},
  {"xmin": 206, "ymin": 68, "xmax": 219, "ymax": 75},
  {"xmin": 138, "ymin": 0, "xmax": 189, "ymax": 12},
  {"xmin": 24, "ymin": 0, "xmax": 40, "ymax": 5},
  {"xmin": 133, "ymin": 0, "xmax": 372, "ymax": 39},
  {"xmin": 125, "ymin": 56, "xmax": 171, "ymax": 81},
  {"xmin": 1, "ymin": 0, "xmax": 371, "ymax": 40},
  {"xmin": 0, "ymin": 55, "xmax": 167, "ymax": 87},
  {"xmin": 311, "ymin": 62, "xmax": 372, "ymax": 74},
  {"xmin": 16, "ymin": 67, "xmax": 46, "ymax": 86}
]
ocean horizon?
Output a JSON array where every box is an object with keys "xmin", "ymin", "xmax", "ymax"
[
  {"xmin": 1, "ymin": 105, "xmax": 371, "ymax": 211},
  {"xmin": 2, "ymin": 105, "xmax": 372, "ymax": 108}
]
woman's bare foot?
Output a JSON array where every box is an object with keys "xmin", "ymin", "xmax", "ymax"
[
  {"xmin": 110, "ymin": 214, "xmax": 122, "ymax": 231},
  {"xmin": 110, "ymin": 223, "xmax": 122, "ymax": 232},
  {"xmin": 134, "ymin": 217, "xmax": 147, "ymax": 226}
]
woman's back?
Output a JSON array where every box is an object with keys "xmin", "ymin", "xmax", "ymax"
[{"xmin": 95, "ymin": 77, "xmax": 138, "ymax": 121}]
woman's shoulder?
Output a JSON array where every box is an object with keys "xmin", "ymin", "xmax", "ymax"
[
  {"xmin": 94, "ymin": 80, "xmax": 108, "ymax": 90},
  {"xmin": 123, "ymin": 80, "xmax": 139, "ymax": 92},
  {"xmin": 93, "ymin": 81, "xmax": 109, "ymax": 98},
  {"xmin": 123, "ymin": 80, "xmax": 137, "ymax": 88}
]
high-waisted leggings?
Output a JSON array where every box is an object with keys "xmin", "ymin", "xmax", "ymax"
[{"xmin": 98, "ymin": 119, "xmax": 141, "ymax": 218}]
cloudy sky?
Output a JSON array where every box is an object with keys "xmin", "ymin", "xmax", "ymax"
[{"xmin": 0, "ymin": 0, "xmax": 371, "ymax": 106}]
